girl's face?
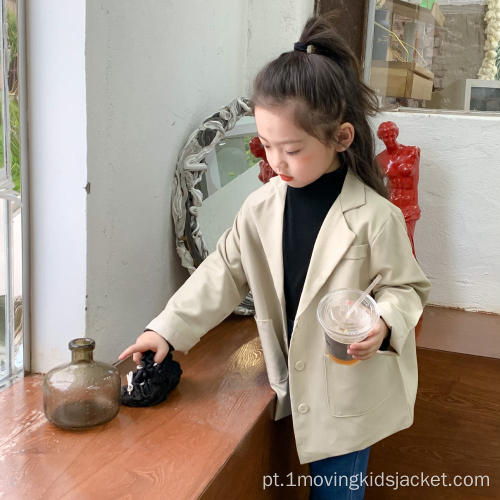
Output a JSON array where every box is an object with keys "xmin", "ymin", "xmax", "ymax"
[{"xmin": 254, "ymin": 103, "xmax": 339, "ymax": 188}]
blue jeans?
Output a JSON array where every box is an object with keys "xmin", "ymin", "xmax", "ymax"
[{"xmin": 308, "ymin": 447, "xmax": 370, "ymax": 499}]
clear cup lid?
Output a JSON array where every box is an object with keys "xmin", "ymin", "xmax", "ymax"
[{"xmin": 317, "ymin": 288, "xmax": 380, "ymax": 343}]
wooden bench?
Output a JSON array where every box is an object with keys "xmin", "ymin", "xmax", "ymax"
[{"xmin": 0, "ymin": 315, "xmax": 308, "ymax": 499}]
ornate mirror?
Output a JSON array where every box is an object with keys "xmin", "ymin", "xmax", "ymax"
[{"xmin": 172, "ymin": 97, "xmax": 267, "ymax": 315}]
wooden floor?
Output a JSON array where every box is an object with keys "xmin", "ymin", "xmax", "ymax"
[{"xmin": 366, "ymin": 347, "xmax": 500, "ymax": 499}]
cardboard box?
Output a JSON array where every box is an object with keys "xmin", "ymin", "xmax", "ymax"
[{"xmin": 370, "ymin": 61, "xmax": 434, "ymax": 100}]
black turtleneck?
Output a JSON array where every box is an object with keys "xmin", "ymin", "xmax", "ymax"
[{"xmin": 283, "ymin": 163, "xmax": 348, "ymax": 342}]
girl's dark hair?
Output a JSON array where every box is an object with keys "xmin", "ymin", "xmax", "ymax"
[{"xmin": 252, "ymin": 14, "xmax": 388, "ymax": 198}]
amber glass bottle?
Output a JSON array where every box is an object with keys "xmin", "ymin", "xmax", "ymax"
[{"xmin": 43, "ymin": 338, "xmax": 121, "ymax": 429}]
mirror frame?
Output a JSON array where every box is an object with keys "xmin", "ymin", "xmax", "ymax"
[{"xmin": 171, "ymin": 96, "xmax": 256, "ymax": 315}]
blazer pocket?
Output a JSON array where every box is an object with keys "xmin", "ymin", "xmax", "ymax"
[
  {"xmin": 343, "ymin": 243, "xmax": 369, "ymax": 260},
  {"xmin": 255, "ymin": 318, "xmax": 289, "ymax": 385},
  {"xmin": 323, "ymin": 352, "xmax": 395, "ymax": 417}
]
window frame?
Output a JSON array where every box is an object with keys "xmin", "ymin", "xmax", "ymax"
[{"xmin": 0, "ymin": 0, "xmax": 29, "ymax": 388}]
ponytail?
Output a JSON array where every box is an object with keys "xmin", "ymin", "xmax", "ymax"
[{"xmin": 252, "ymin": 13, "xmax": 388, "ymax": 199}]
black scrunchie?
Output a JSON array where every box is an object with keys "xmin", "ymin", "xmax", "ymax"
[
  {"xmin": 121, "ymin": 350, "xmax": 182, "ymax": 407},
  {"xmin": 294, "ymin": 41, "xmax": 310, "ymax": 53}
]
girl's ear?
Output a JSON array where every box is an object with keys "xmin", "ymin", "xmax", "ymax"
[{"xmin": 335, "ymin": 122, "xmax": 355, "ymax": 152}]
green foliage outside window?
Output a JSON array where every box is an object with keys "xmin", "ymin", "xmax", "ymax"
[{"xmin": 0, "ymin": 7, "xmax": 21, "ymax": 193}]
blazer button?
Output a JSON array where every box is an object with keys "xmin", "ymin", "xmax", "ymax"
[
  {"xmin": 295, "ymin": 360, "xmax": 305, "ymax": 371},
  {"xmin": 297, "ymin": 403, "xmax": 309, "ymax": 414}
]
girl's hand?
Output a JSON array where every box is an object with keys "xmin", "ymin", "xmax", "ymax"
[
  {"xmin": 118, "ymin": 330, "xmax": 170, "ymax": 364},
  {"xmin": 347, "ymin": 318, "xmax": 389, "ymax": 361}
]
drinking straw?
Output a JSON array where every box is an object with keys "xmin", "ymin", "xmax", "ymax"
[{"xmin": 344, "ymin": 274, "xmax": 382, "ymax": 321}]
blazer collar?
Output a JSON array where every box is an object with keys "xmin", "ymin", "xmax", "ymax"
[
  {"xmin": 255, "ymin": 169, "xmax": 367, "ymax": 331},
  {"xmin": 339, "ymin": 167, "xmax": 367, "ymax": 213},
  {"xmin": 295, "ymin": 169, "xmax": 366, "ymax": 319}
]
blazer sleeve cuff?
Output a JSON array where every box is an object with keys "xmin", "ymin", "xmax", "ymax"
[{"xmin": 145, "ymin": 314, "xmax": 199, "ymax": 355}]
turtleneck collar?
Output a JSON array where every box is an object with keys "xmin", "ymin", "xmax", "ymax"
[{"xmin": 286, "ymin": 163, "xmax": 348, "ymax": 197}]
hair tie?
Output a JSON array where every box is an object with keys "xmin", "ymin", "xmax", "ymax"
[
  {"xmin": 294, "ymin": 41, "xmax": 334, "ymax": 58},
  {"xmin": 294, "ymin": 41, "xmax": 315, "ymax": 54}
]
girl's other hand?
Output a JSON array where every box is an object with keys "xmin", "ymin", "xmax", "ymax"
[
  {"xmin": 118, "ymin": 330, "xmax": 169, "ymax": 364},
  {"xmin": 347, "ymin": 318, "xmax": 389, "ymax": 361}
]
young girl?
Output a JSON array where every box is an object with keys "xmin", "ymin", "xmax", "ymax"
[{"xmin": 120, "ymin": 14, "xmax": 430, "ymax": 499}]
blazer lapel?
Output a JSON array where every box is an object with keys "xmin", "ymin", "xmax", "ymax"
[
  {"xmin": 253, "ymin": 178, "xmax": 287, "ymax": 328},
  {"xmin": 295, "ymin": 170, "xmax": 367, "ymax": 320}
]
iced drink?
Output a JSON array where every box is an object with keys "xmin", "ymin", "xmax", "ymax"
[{"xmin": 317, "ymin": 289, "xmax": 379, "ymax": 365}]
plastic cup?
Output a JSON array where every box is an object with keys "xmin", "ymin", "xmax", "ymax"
[{"xmin": 317, "ymin": 288, "xmax": 380, "ymax": 365}]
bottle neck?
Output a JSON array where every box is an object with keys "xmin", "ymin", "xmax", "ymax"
[{"xmin": 71, "ymin": 349, "xmax": 94, "ymax": 363}]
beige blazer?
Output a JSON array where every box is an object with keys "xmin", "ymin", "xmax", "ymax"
[{"xmin": 147, "ymin": 169, "xmax": 431, "ymax": 464}]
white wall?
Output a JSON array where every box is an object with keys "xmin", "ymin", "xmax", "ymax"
[
  {"xmin": 27, "ymin": 1, "xmax": 87, "ymax": 372},
  {"xmin": 373, "ymin": 112, "xmax": 500, "ymax": 314},
  {"xmin": 30, "ymin": 0, "xmax": 498, "ymax": 371},
  {"xmin": 201, "ymin": 111, "xmax": 500, "ymax": 315},
  {"xmin": 85, "ymin": 0, "xmax": 312, "ymax": 362},
  {"xmin": 245, "ymin": 0, "xmax": 315, "ymax": 94}
]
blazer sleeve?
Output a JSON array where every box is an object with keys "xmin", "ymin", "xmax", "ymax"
[
  {"xmin": 145, "ymin": 207, "xmax": 250, "ymax": 354},
  {"xmin": 369, "ymin": 208, "xmax": 431, "ymax": 355}
]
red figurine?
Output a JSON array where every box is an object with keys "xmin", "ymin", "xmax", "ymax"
[
  {"xmin": 376, "ymin": 121, "xmax": 421, "ymax": 256},
  {"xmin": 249, "ymin": 136, "xmax": 277, "ymax": 184}
]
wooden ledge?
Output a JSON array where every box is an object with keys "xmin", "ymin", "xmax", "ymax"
[
  {"xmin": 417, "ymin": 305, "xmax": 500, "ymax": 359},
  {"xmin": 0, "ymin": 315, "xmax": 308, "ymax": 499},
  {"xmin": 2, "ymin": 305, "xmax": 498, "ymax": 498}
]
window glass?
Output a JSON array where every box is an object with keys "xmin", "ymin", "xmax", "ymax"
[
  {"xmin": 0, "ymin": 0, "xmax": 23, "ymax": 388},
  {"xmin": 370, "ymin": 0, "xmax": 500, "ymax": 111},
  {"xmin": 8, "ymin": 0, "xmax": 20, "ymax": 192},
  {"xmin": 0, "ymin": 2, "xmax": 4, "ymax": 178},
  {"xmin": 12, "ymin": 199, "xmax": 22, "ymax": 373}
]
